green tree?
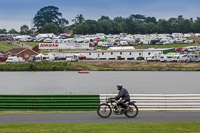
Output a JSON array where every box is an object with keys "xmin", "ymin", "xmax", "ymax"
[
  {"xmin": 85, "ymin": 20, "xmax": 98, "ymax": 34},
  {"xmin": 72, "ymin": 14, "xmax": 200, "ymax": 35},
  {"xmin": 147, "ymin": 22, "xmax": 157, "ymax": 34},
  {"xmin": 145, "ymin": 17, "xmax": 157, "ymax": 24},
  {"xmin": 170, "ymin": 20, "xmax": 180, "ymax": 33},
  {"xmin": 97, "ymin": 20, "xmax": 113, "ymax": 34},
  {"xmin": 20, "ymin": 25, "xmax": 30, "ymax": 35},
  {"xmin": 72, "ymin": 14, "xmax": 85, "ymax": 24},
  {"xmin": 193, "ymin": 17, "xmax": 200, "ymax": 33},
  {"xmin": 0, "ymin": 29, "xmax": 7, "ymax": 34},
  {"xmin": 125, "ymin": 17, "xmax": 137, "ymax": 34},
  {"xmin": 114, "ymin": 17, "xmax": 124, "ymax": 23},
  {"xmin": 8, "ymin": 29, "xmax": 18, "ymax": 34},
  {"xmin": 33, "ymin": 6, "xmax": 68, "ymax": 30},
  {"xmin": 182, "ymin": 19, "xmax": 192, "ymax": 33},
  {"xmin": 177, "ymin": 15, "xmax": 184, "ymax": 33},
  {"xmin": 98, "ymin": 16, "xmax": 110, "ymax": 21},
  {"xmin": 157, "ymin": 19, "xmax": 171, "ymax": 33},
  {"xmin": 41, "ymin": 23, "xmax": 59, "ymax": 34}
]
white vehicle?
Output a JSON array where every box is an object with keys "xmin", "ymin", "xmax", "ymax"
[
  {"xmin": 36, "ymin": 34, "xmax": 55, "ymax": 39},
  {"xmin": 186, "ymin": 54, "xmax": 200, "ymax": 62},
  {"xmin": 35, "ymin": 53, "xmax": 51, "ymax": 62},
  {"xmin": 6, "ymin": 56, "xmax": 25, "ymax": 63},
  {"xmin": 160, "ymin": 55, "xmax": 174, "ymax": 62},
  {"xmin": 52, "ymin": 39, "xmax": 63, "ymax": 43},
  {"xmin": 184, "ymin": 46, "xmax": 200, "ymax": 52},
  {"xmin": 146, "ymin": 55, "xmax": 160, "ymax": 62},
  {"xmin": 43, "ymin": 38, "xmax": 52, "ymax": 43},
  {"xmin": 66, "ymin": 55, "xmax": 79, "ymax": 62},
  {"xmin": 98, "ymin": 42, "xmax": 112, "ymax": 47},
  {"xmin": 34, "ymin": 38, "xmax": 44, "ymax": 42},
  {"xmin": 173, "ymin": 55, "xmax": 180, "ymax": 62},
  {"xmin": 179, "ymin": 54, "xmax": 188, "ymax": 62},
  {"xmin": 119, "ymin": 41, "xmax": 129, "ymax": 46}
]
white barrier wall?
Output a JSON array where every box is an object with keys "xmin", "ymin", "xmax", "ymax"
[{"xmin": 100, "ymin": 94, "xmax": 200, "ymax": 111}]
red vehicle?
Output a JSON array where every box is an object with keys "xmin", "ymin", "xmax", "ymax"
[
  {"xmin": 78, "ymin": 55, "xmax": 86, "ymax": 60},
  {"xmin": 78, "ymin": 71, "xmax": 90, "ymax": 74}
]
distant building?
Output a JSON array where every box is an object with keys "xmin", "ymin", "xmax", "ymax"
[
  {"xmin": 54, "ymin": 49, "xmax": 165, "ymax": 61},
  {"xmin": 3, "ymin": 48, "xmax": 38, "ymax": 61}
]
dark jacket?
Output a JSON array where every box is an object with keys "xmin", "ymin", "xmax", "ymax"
[{"xmin": 115, "ymin": 88, "xmax": 130, "ymax": 101}]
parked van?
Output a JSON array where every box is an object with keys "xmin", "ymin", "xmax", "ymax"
[
  {"xmin": 186, "ymin": 54, "xmax": 200, "ymax": 62},
  {"xmin": 6, "ymin": 56, "xmax": 25, "ymax": 63},
  {"xmin": 160, "ymin": 54, "xmax": 174, "ymax": 62},
  {"xmin": 179, "ymin": 54, "xmax": 188, "ymax": 62},
  {"xmin": 66, "ymin": 55, "xmax": 79, "ymax": 62},
  {"xmin": 173, "ymin": 55, "xmax": 180, "ymax": 62}
]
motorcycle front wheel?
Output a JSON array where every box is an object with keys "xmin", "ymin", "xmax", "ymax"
[{"xmin": 97, "ymin": 103, "xmax": 112, "ymax": 118}]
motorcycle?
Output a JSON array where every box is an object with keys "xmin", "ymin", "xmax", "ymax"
[{"xmin": 97, "ymin": 97, "xmax": 138, "ymax": 118}]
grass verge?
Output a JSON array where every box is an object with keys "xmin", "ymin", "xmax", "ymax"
[
  {"xmin": 0, "ymin": 41, "xmax": 19, "ymax": 52},
  {"xmin": 0, "ymin": 123, "xmax": 200, "ymax": 133},
  {"xmin": 23, "ymin": 42, "xmax": 38, "ymax": 47},
  {"xmin": 134, "ymin": 43, "xmax": 200, "ymax": 49},
  {"xmin": 0, "ymin": 62, "xmax": 200, "ymax": 71},
  {"xmin": 0, "ymin": 62, "xmax": 76, "ymax": 71}
]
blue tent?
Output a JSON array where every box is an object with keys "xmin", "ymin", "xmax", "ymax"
[
  {"xmin": 0, "ymin": 53, "xmax": 3, "ymax": 57},
  {"xmin": 167, "ymin": 35, "xmax": 173, "ymax": 38}
]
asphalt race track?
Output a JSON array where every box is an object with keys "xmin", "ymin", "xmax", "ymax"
[{"xmin": 0, "ymin": 112, "xmax": 200, "ymax": 124}]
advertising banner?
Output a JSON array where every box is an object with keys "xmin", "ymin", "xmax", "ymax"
[{"xmin": 39, "ymin": 43, "xmax": 90, "ymax": 50}]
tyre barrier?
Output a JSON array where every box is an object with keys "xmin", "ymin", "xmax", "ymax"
[
  {"xmin": 1, "ymin": 94, "xmax": 200, "ymax": 111},
  {"xmin": 0, "ymin": 95, "xmax": 100, "ymax": 111}
]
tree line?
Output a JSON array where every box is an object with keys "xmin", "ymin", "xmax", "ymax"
[
  {"xmin": 73, "ymin": 15, "xmax": 200, "ymax": 35},
  {"xmin": 1, "ymin": 6, "xmax": 200, "ymax": 35}
]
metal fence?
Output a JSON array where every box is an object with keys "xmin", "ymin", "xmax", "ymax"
[{"xmin": 100, "ymin": 94, "xmax": 200, "ymax": 111}]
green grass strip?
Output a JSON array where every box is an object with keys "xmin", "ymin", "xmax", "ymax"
[{"xmin": 0, "ymin": 123, "xmax": 200, "ymax": 133}]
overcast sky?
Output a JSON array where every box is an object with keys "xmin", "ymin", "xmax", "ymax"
[{"xmin": 1, "ymin": 0, "xmax": 200, "ymax": 31}]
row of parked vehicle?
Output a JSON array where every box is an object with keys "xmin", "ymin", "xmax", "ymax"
[{"xmin": 147, "ymin": 54, "xmax": 200, "ymax": 62}]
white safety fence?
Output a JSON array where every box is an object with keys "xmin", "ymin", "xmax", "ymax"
[{"xmin": 100, "ymin": 94, "xmax": 200, "ymax": 111}]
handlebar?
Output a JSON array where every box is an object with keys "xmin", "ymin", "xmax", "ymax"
[{"xmin": 106, "ymin": 97, "xmax": 116, "ymax": 103}]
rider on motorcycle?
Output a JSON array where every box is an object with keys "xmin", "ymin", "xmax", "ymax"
[{"xmin": 115, "ymin": 84, "xmax": 130, "ymax": 111}]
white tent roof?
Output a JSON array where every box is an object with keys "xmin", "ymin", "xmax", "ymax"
[{"xmin": 108, "ymin": 46, "xmax": 135, "ymax": 50}]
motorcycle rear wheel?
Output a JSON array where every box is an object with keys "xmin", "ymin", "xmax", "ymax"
[{"xmin": 125, "ymin": 104, "xmax": 138, "ymax": 118}]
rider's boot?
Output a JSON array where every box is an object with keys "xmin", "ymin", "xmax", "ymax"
[{"xmin": 125, "ymin": 104, "xmax": 130, "ymax": 111}]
